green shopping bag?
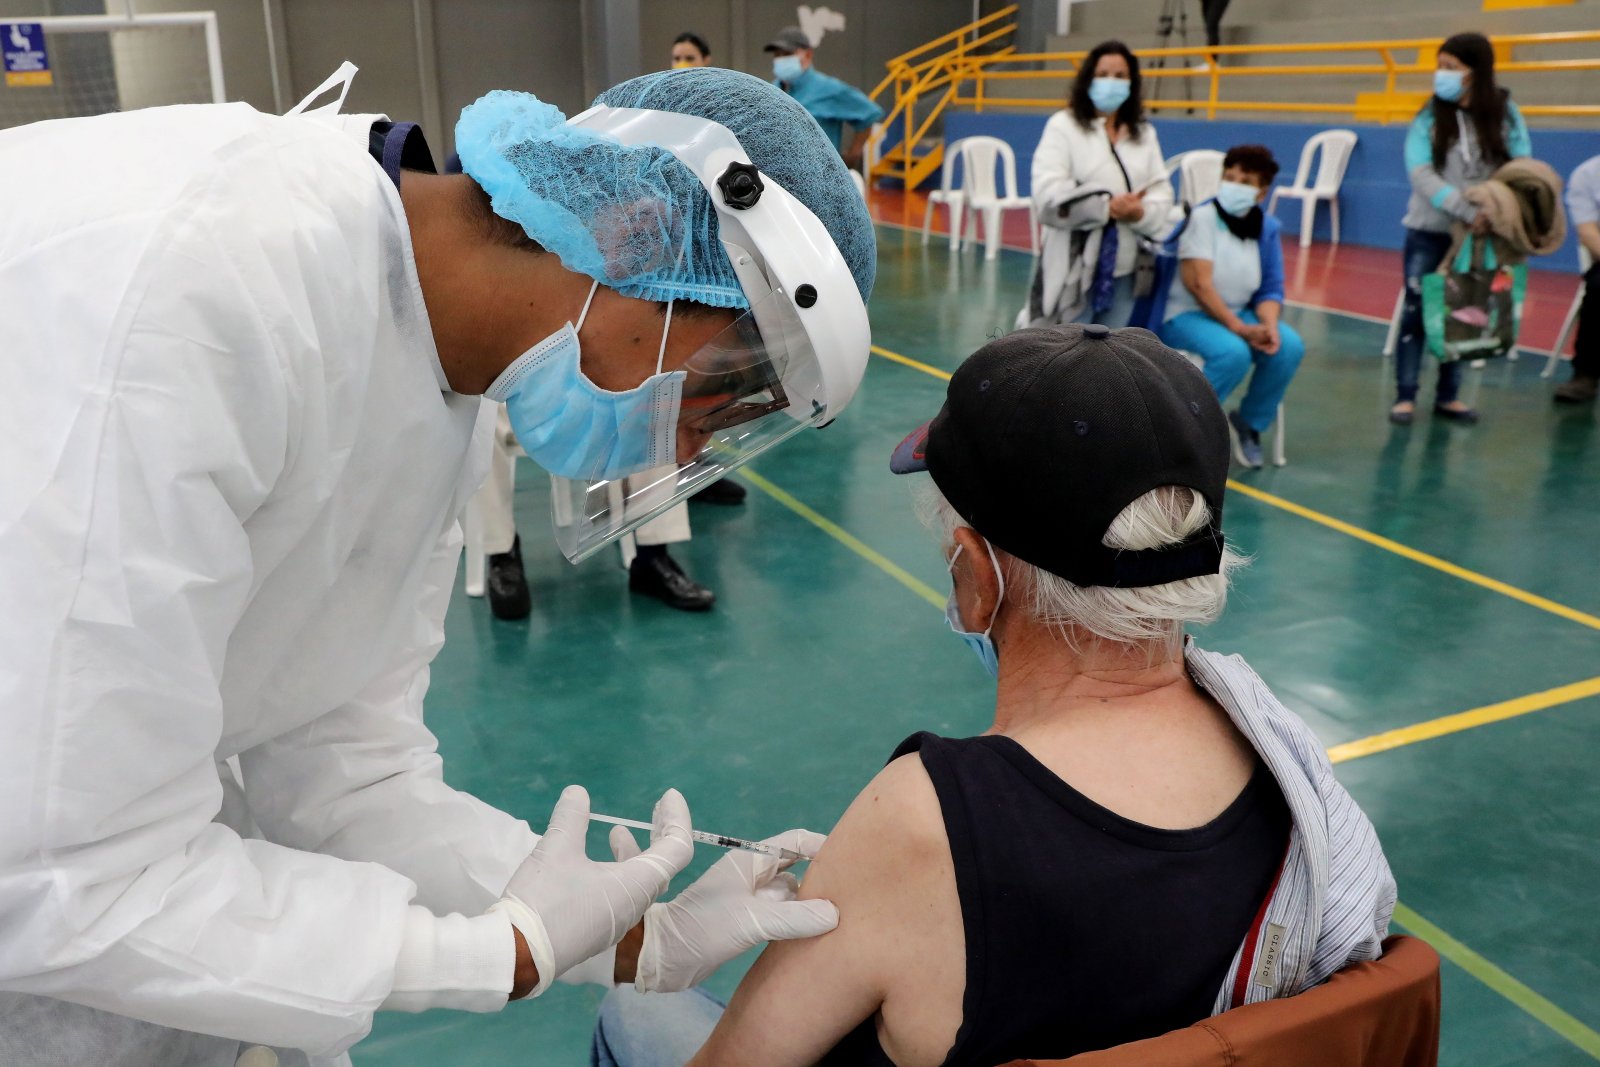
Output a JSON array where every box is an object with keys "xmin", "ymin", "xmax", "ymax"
[{"xmin": 1422, "ymin": 233, "xmax": 1527, "ymax": 363}]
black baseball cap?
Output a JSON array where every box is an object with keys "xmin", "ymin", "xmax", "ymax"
[{"xmin": 890, "ymin": 324, "xmax": 1229, "ymax": 588}]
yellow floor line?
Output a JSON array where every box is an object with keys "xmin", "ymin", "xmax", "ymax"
[
  {"xmin": 739, "ymin": 467, "xmax": 945, "ymax": 610},
  {"xmin": 1224, "ymin": 481, "xmax": 1600, "ymax": 633},
  {"xmin": 1329, "ymin": 675, "xmax": 1600, "ymax": 763},
  {"xmin": 869, "ymin": 344, "xmax": 1600, "ymax": 634},
  {"xmin": 1394, "ymin": 902, "xmax": 1600, "ymax": 1059},
  {"xmin": 747, "ymin": 459, "xmax": 1600, "ymax": 1053},
  {"xmin": 871, "ymin": 344, "xmax": 952, "ymax": 381}
]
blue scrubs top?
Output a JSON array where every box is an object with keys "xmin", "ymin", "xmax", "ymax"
[{"xmin": 773, "ymin": 67, "xmax": 885, "ymax": 153}]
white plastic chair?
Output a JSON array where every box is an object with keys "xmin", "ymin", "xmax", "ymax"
[
  {"xmin": 1177, "ymin": 149, "xmax": 1225, "ymax": 212},
  {"xmin": 1268, "ymin": 129, "xmax": 1358, "ymax": 250},
  {"xmin": 1545, "ymin": 246, "xmax": 1592, "ymax": 378},
  {"xmin": 921, "ymin": 142, "xmax": 967, "ymax": 250},
  {"xmin": 956, "ymin": 135, "xmax": 1039, "ymax": 261},
  {"xmin": 462, "ymin": 440, "xmax": 525, "ymax": 599}
]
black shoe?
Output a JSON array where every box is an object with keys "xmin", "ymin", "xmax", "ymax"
[
  {"xmin": 486, "ymin": 536, "xmax": 531, "ymax": 620},
  {"xmin": 1433, "ymin": 403, "xmax": 1480, "ymax": 424},
  {"xmin": 690, "ymin": 478, "xmax": 747, "ymax": 505},
  {"xmin": 1554, "ymin": 375, "xmax": 1599, "ymax": 404},
  {"xmin": 629, "ymin": 551, "xmax": 715, "ymax": 612}
]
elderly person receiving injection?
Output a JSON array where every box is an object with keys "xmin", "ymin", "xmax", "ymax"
[{"xmin": 593, "ymin": 325, "xmax": 1396, "ymax": 1067}]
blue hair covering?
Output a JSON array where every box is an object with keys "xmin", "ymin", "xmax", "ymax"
[{"xmin": 456, "ymin": 68, "xmax": 876, "ymax": 309}]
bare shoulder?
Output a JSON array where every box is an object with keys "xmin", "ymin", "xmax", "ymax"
[
  {"xmin": 799, "ymin": 752, "xmax": 948, "ymax": 899},
  {"xmin": 690, "ymin": 751, "xmax": 962, "ymax": 1067}
]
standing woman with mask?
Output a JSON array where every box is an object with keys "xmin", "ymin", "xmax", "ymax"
[
  {"xmin": 1025, "ymin": 40, "xmax": 1174, "ymax": 328},
  {"xmin": 1392, "ymin": 31, "xmax": 1530, "ymax": 425}
]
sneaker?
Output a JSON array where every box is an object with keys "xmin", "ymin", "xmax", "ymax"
[
  {"xmin": 1228, "ymin": 410, "xmax": 1263, "ymax": 468},
  {"xmin": 1554, "ymin": 376, "xmax": 1599, "ymax": 404}
]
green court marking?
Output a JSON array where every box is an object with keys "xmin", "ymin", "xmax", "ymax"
[
  {"xmin": 747, "ymin": 458, "xmax": 1600, "ymax": 1056},
  {"xmin": 739, "ymin": 467, "xmax": 945, "ymax": 610},
  {"xmin": 1394, "ymin": 902, "xmax": 1600, "ymax": 1059}
]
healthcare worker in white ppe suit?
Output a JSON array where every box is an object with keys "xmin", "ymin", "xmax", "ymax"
[{"xmin": 0, "ymin": 62, "xmax": 875, "ymax": 1066}]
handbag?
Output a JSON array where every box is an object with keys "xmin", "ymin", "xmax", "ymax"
[
  {"xmin": 1422, "ymin": 232, "xmax": 1527, "ymax": 363},
  {"xmin": 1105, "ymin": 128, "xmax": 1160, "ymax": 299}
]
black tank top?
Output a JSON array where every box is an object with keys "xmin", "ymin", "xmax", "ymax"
[{"xmin": 820, "ymin": 732, "xmax": 1290, "ymax": 1066}]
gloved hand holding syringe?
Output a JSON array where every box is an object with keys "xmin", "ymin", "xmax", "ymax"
[{"xmin": 590, "ymin": 812, "xmax": 806, "ymax": 863}]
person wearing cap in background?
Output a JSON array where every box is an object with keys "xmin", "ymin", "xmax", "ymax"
[
  {"xmin": 765, "ymin": 26, "xmax": 884, "ymax": 171},
  {"xmin": 0, "ymin": 64, "xmax": 871, "ymax": 1065},
  {"xmin": 589, "ymin": 325, "xmax": 1395, "ymax": 1066}
]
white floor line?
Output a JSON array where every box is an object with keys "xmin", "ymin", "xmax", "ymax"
[{"xmin": 870, "ymin": 219, "xmax": 1563, "ymax": 359}]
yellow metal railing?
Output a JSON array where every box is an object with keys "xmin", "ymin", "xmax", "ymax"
[
  {"xmin": 868, "ymin": 4, "xmax": 1021, "ymax": 190},
  {"xmin": 869, "ymin": 22, "xmax": 1600, "ymax": 185}
]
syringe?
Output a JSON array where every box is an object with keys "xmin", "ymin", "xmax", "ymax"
[{"xmin": 590, "ymin": 813, "xmax": 805, "ymax": 863}]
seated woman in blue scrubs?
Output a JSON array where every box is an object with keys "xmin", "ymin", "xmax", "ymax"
[{"xmin": 1159, "ymin": 145, "xmax": 1304, "ymax": 469}]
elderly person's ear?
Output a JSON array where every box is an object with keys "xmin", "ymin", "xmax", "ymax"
[{"xmin": 951, "ymin": 527, "xmax": 1004, "ymax": 633}]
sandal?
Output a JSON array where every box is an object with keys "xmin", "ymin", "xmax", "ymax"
[{"xmin": 1388, "ymin": 402, "xmax": 1415, "ymax": 426}]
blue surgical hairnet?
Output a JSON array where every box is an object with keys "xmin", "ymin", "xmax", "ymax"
[{"xmin": 455, "ymin": 68, "xmax": 875, "ymax": 309}]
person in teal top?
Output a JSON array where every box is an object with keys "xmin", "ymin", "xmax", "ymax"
[
  {"xmin": 1391, "ymin": 31, "xmax": 1531, "ymax": 426},
  {"xmin": 765, "ymin": 26, "xmax": 885, "ymax": 170}
]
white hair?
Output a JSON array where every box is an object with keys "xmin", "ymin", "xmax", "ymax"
[{"xmin": 917, "ymin": 481, "xmax": 1245, "ymax": 657}]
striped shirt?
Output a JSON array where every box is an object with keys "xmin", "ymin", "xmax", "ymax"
[{"xmin": 1184, "ymin": 642, "xmax": 1398, "ymax": 1010}]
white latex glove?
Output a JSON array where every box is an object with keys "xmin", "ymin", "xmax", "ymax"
[
  {"xmin": 492, "ymin": 785, "xmax": 692, "ymax": 997},
  {"xmin": 610, "ymin": 825, "xmax": 839, "ymax": 993}
]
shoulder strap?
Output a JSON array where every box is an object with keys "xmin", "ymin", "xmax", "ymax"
[{"xmin": 1105, "ymin": 126, "xmax": 1134, "ymax": 194}]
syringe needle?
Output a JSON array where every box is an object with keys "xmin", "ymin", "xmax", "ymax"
[{"xmin": 590, "ymin": 812, "xmax": 805, "ymax": 863}]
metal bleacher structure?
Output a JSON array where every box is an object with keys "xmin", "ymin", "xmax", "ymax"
[{"xmin": 866, "ymin": 3, "xmax": 1600, "ymax": 195}]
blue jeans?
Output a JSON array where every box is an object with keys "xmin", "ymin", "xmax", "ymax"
[
  {"xmin": 1395, "ymin": 228, "xmax": 1462, "ymax": 405},
  {"xmin": 1159, "ymin": 310, "xmax": 1306, "ymax": 432},
  {"xmin": 591, "ymin": 986, "xmax": 726, "ymax": 1067},
  {"xmin": 1072, "ymin": 273, "xmax": 1137, "ymax": 328}
]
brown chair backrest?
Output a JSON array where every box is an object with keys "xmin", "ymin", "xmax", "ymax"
[{"xmin": 1006, "ymin": 936, "xmax": 1441, "ymax": 1067}]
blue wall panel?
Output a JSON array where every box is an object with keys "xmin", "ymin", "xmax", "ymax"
[{"xmin": 940, "ymin": 112, "xmax": 1597, "ymax": 273}]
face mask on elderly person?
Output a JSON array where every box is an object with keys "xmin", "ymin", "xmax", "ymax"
[{"xmin": 944, "ymin": 541, "xmax": 1006, "ymax": 678}]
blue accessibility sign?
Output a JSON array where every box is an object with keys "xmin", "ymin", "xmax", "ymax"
[{"xmin": 3, "ymin": 22, "xmax": 53, "ymax": 87}]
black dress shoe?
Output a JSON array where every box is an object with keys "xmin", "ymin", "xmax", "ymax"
[
  {"xmin": 629, "ymin": 550, "xmax": 715, "ymax": 612},
  {"xmin": 486, "ymin": 536, "xmax": 531, "ymax": 620},
  {"xmin": 689, "ymin": 478, "xmax": 747, "ymax": 505}
]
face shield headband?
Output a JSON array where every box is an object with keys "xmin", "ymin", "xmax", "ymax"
[{"xmin": 542, "ymin": 105, "xmax": 870, "ymax": 563}]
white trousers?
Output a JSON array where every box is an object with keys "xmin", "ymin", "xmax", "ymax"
[{"xmin": 474, "ymin": 407, "xmax": 690, "ymax": 555}]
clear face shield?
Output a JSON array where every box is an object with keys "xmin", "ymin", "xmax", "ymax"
[{"xmin": 547, "ymin": 106, "xmax": 869, "ymax": 562}]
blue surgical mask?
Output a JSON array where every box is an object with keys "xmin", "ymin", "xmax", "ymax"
[
  {"xmin": 772, "ymin": 55, "xmax": 805, "ymax": 83},
  {"xmin": 1088, "ymin": 77, "xmax": 1131, "ymax": 115},
  {"xmin": 945, "ymin": 541, "xmax": 1005, "ymax": 680},
  {"xmin": 1216, "ymin": 179, "xmax": 1261, "ymax": 218},
  {"xmin": 486, "ymin": 280, "xmax": 684, "ymax": 482},
  {"xmin": 1433, "ymin": 68, "xmax": 1466, "ymax": 103}
]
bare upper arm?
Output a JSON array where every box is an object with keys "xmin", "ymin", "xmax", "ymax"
[{"xmin": 688, "ymin": 753, "xmax": 959, "ymax": 1067}]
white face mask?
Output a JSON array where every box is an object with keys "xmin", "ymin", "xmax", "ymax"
[
  {"xmin": 485, "ymin": 281, "xmax": 685, "ymax": 482},
  {"xmin": 1216, "ymin": 180, "xmax": 1261, "ymax": 218}
]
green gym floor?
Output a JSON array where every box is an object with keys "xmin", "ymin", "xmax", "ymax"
[{"xmin": 355, "ymin": 226, "xmax": 1600, "ymax": 1067}]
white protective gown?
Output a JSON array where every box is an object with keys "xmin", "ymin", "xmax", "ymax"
[{"xmin": 0, "ymin": 99, "xmax": 538, "ymax": 1065}]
